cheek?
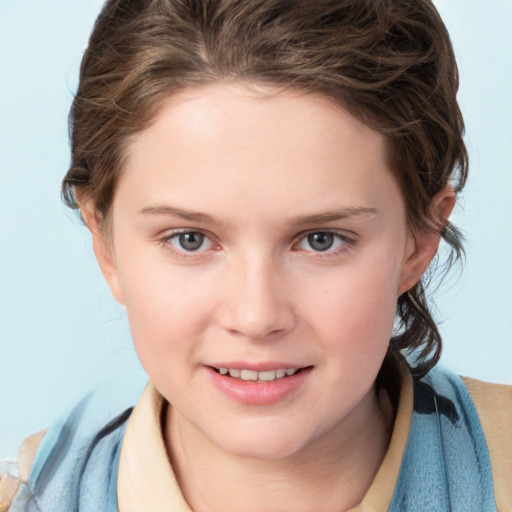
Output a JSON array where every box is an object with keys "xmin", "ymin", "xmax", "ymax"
[
  {"xmin": 302, "ymin": 261, "xmax": 399, "ymax": 354},
  {"xmin": 300, "ymin": 265, "xmax": 399, "ymax": 416},
  {"xmin": 117, "ymin": 259, "xmax": 216, "ymax": 361}
]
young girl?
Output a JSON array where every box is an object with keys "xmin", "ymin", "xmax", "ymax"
[{"xmin": 1, "ymin": 0, "xmax": 510, "ymax": 510}]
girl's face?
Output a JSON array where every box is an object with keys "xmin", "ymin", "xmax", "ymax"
[{"xmin": 92, "ymin": 83, "xmax": 437, "ymax": 460}]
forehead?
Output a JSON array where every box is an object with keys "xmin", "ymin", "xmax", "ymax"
[
  {"xmin": 119, "ymin": 82, "xmax": 401, "ymax": 221},
  {"xmin": 127, "ymin": 82, "xmax": 386, "ymax": 164}
]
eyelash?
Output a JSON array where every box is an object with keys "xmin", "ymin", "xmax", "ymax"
[
  {"xmin": 160, "ymin": 230, "xmax": 219, "ymax": 257},
  {"xmin": 293, "ymin": 231, "xmax": 356, "ymax": 257},
  {"xmin": 159, "ymin": 229, "xmax": 356, "ymax": 258}
]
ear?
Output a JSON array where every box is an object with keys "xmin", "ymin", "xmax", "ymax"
[
  {"xmin": 79, "ymin": 198, "xmax": 126, "ymax": 305},
  {"xmin": 398, "ymin": 186, "xmax": 456, "ymax": 295}
]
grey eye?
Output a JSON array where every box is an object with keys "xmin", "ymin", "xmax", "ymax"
[
  {"xmin": 177, "ymin": 232, "xmax": 205, "ymax": 251},
  {"xmin": 307, "ymin": 232, "xmax": 334, "ymax": 251}
]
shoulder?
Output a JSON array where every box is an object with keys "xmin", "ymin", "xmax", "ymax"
[
  {"xmin": 421, "ymin": 368, "xmax": 511, "ymax": 452},
  {"xmin": 391, "ymin": 366, "xmax": 510, "ymax": 510},
  {"xmin": 419, "ymin": 366, "xmax": 511, "ymax": 421},
  {"xmin": 423, "ymin": 368, "xmax": 511, "ymax": 510},
  {"xmin": 0, "ymin": 429, "xmax": 47, "ymax": 512},
  {"xmin": 425, "ymin": 369, "xmax": 511, "ymax": 449},
  {"xmin": 0, "ymin": 391, "xmax": 134, "ymax": 512},
  {"xmin": 461, "ymin": 374, "xmax": 512, "ymax": 420},
  {"xmin": 461, "ymin": 375, "xmax": 512, "ymax": 511}
]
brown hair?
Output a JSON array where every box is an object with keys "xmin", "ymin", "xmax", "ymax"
[{"xmin": 63, "ymin": 0, "xmax": 468, "ymax": 377}]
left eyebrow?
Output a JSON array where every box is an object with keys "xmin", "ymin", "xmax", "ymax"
[{"xmin": 289, "ymin": 207, "xmax": 378, "ymax": 226}]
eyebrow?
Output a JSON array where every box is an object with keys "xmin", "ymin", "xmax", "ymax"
[
  {"xmin": 139, "ymin": 204, "xmax": 377, "ymax": 226},
  {"xmin": 291, "ymin": 207, "xmax": 378, "ymax": 226},
  {"xmin": 140, "ymin": 205, "xmax": 219, "ymax": 224}
]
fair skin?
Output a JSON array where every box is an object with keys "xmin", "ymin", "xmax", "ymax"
[{"xmin": 83, "ymin": 83, "xmax": 454, "ymax": 512}]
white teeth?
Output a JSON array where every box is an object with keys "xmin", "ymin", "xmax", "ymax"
[
  {"xmin": 241, "ymin": 369, "xmax": 258, "ymax": 381},
  {"xmin": 218, "ymin": 367, "xmax": 301, "ymax": 381}
]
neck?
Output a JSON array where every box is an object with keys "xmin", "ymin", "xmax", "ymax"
[{"xmin": 165, "ymin": 387, "xmax": 393, "ymax": 512}]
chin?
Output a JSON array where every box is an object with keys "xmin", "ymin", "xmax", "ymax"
[{"xmin": 209, "ymin": 422, "xmax": 314, "ymax": 461}]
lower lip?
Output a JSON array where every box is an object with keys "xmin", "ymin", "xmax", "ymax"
[{"xmin": 207, "ymin": 367, "xmax": 312, "ymax": 405}]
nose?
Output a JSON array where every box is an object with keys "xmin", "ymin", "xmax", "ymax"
[{"xmin": 217, "ymin": 254, "xmax": 296, "ymax": 340}]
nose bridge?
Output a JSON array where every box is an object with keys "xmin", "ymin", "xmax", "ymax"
[{"xmin": 219, "ymin": 248, "xmax": 295, "ymax": 339}]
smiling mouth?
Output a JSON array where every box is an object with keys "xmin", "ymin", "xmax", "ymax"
[{"xmin": 210, "ymin": 367, "xmax": 311, "ymax": 382}]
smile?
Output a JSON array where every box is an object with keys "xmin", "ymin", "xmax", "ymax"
[
  {"xmin": 213, "ymin": 367, "xmax": 304, "ymax": 382},
  {"xmin": 208, "ymin": 365, "xmax": 313, "ymax": 404}
]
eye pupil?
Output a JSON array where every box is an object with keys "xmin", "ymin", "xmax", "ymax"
[
  {"xmin": 308, "ymin": 232, "xmax": 334, "ymax": 251},
  {"xmin": 179, "ymin": 232, "xmax": 204, "ymax": 251}
]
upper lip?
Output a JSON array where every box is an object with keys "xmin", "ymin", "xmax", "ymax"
[{"xmin": 207, "ymin": 362, "xmax": 310, "ymax": 371}]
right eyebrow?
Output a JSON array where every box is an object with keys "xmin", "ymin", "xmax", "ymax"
[{"xmin": 139, "ymin": 205, "xmax": 222, "ymax": 225}]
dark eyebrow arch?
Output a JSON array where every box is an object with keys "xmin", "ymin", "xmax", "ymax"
[
  {"xmin": 139, "ymin": 205, "xmax": 377, "ymax": 226},
  {"xmin": 291, "ymin": 207, "xmax": 378, "ymax": 226},
  {"xmin": 139, "ymin": 205, "xmax": 221, "ymax": 225}
]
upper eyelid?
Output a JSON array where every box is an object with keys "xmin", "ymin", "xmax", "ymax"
[
  {"xmin": 160, "ymin": 229, "xmax": 217, "ymax": 252},
  {"xmin": 293, "ymin": 229, "xmax": 357, "ymax": 253},
  {"xmin": 161, "ymin": 228, "xmax": 216, "ymax": 241},
  {"xmin": 293, "ymin": 228, "xmax": 356, "ymax": 243}
]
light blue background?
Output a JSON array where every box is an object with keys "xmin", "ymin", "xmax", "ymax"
[{"xmin": 1, "ymin": 1, "xmax": 511, "ymax": 458}]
